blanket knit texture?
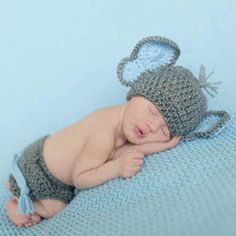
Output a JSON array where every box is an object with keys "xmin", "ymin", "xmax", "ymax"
[{"xmin": 0, "ymin": 94, "xmax": 235, "ymax": 236}]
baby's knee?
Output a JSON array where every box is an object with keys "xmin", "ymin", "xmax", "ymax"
[{"xmin": 35, "ymin": 199, "xmax": 67, "ymax": 219}]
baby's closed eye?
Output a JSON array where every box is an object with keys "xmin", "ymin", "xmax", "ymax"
[{"xmin": 148, "ymin": 105, "xmax": 158, "ymax": 116}]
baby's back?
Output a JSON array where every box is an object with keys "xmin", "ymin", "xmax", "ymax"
[{"xmin": 43, "ymin": 105, "xmax": 122, "ymax": 186}]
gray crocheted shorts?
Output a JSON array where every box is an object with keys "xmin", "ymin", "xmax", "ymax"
[{"xmin": 8, "ymin": 135, "xmax": 75, "ymax": 204}]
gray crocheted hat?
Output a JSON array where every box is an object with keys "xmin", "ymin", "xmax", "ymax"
[{"xmin": 117, "ymin": 36, "xmax": 230, "ymax": 141}]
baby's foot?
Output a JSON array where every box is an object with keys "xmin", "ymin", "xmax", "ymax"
[{"xmin": 6, "ymin": 199, "xmax": 41, "ymax": 227}]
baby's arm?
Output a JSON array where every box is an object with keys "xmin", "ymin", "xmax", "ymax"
[
  {"xmin": 72, "ymin": 160, "xmax": 116, "ymax": 190},
  {"xmin": 72, "ymin": 135, "xmax": 117, "ymax": 190},
  {"xmin": 137, "ymin": 136, "xmax": 181, "ymax": 155},
  {"xmin": 72, "ymin": 136, "xmax": 181, "ymax": 189},
  {"xmin": 112, "ymin": 136, "xmax": 182, "ymax": 159}
]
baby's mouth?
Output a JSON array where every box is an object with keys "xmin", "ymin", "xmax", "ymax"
[{"xmin": 134, "ymin": 126, "xmax": 144, "ymax": 138}]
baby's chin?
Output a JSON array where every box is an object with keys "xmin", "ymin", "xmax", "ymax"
[
  {"xmin": 125, "ymin": 131, "xmax": 144, "ymax": 145},
  {"xmin": 127, "ymin": 139, "xmax": 139, "ymax": 145}
]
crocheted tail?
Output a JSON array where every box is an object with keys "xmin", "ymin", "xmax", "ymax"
[
  {"xmin": 11, "ymin": 154, "xmax": 35, "ymax": 215},
  {"xmin": 199, "ymin": 64, "xmax": 222, "ymax": 97},
  {"xmin": 17, "ymin": 192, "xmax": 35, "ymax": 215}
]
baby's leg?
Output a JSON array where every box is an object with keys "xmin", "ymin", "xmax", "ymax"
[
  {"xmin": 33, "ymin": 198, "xmax": 67, "ymax": 219},
  {"xmin": 6, "ymin": 198, "xmax": 41, "ymax": 227},
  {"xmin": 6, "ymin": 181, "xmax": 67, "ymax": 227},
  {"xmin": 6, "ymin": 181, "xmax": 38, "ymax": 227}
]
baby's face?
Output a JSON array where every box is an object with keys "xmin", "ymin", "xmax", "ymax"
[{"xmin": 122, "ymin": 96, "xmax": 172, "ymax": 144}]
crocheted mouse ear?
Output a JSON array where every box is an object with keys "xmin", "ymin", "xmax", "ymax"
[
  {"xmin": 117, "ymin": 35, "xmax": 181, "ymax": 87},
  {"xmin": 181, "ymin": 111, "xmax": 231, "ymax": 141}
]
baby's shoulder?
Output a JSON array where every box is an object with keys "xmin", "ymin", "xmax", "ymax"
[
  {"xmin": 81, "ymin": 106, "xmax": 119, "ymax": 134},
  {"xmin": 75, "ymin": 105, "xmax": 120, "ymax": 154},
  {"xmin": 86, "ymin": 128, "xmax": 116, "ymax": 153}
]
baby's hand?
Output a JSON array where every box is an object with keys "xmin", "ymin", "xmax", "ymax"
[{"xmin": 113, "ymin": 150, "xmax": 144, "ymax": 178}]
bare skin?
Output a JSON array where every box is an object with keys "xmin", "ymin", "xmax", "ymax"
[{"xmin": 6, "ymin": 95, "xmax": 181, "ymax": 227}]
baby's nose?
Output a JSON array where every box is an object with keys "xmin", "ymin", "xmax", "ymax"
[
  {"xmin": 142, "ymin": 125, "xmax": 150, "ymax": 136},
  {"xmin": 146, "ymin": 122, "xmax": 158, "ymax": 133},
  {"xmin": 148, "ymin": 124, "xmax": 164, "ymax": 135}
]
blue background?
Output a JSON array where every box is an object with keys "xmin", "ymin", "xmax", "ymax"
[{"xmin": 0, "ymin": 0, "xmax": 235, "ymax": 182}]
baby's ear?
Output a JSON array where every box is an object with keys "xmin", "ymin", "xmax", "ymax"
[
  {"xmin": 182, "ymin": 110, "xmax": 231, "ymax": 141},
  {"xmin": 117, "ymin": 35, "xmax": 181, "ymax": 87}
]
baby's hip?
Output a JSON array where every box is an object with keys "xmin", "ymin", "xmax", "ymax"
[{"xmin": 8, "ymin": 135, "xmax": 75, "ymax": 204}]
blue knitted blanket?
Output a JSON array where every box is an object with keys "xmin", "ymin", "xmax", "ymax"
[{"xmin": 0, "ymin": 95, "xmax": 235, "ymax": 236}]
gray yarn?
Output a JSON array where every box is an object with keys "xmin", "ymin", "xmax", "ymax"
[
  {"xmin": 199, "ymin": 64, "xmax": 221, "ymax": 97},
  {"xmin": 9, "ymin": 135, "xmax": 75, "ymax": 205},
  {"xmin": 126, "ymin": 65, "xmax": 230, "ymax": 141}
]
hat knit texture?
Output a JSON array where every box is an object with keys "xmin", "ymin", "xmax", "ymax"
[{"xmin": 126, "ymin": 65, "xmax": 208, "ymax": 138}]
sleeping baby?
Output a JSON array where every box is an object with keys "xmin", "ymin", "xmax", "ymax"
[{"xmin": 5, "ymin": 36, "xmax": 230, "ymax": 227}]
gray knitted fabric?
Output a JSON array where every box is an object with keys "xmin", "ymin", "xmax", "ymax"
[
  {"xmin": 117, "ymin": 36, "xmax": 230, "ymax": 141},
  {"xmin": 8, "ymin": 135, "xmax": 75, "ymax": 204}
]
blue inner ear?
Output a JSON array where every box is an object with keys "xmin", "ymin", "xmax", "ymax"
[
  {"xmin": 193, "ymin": 115, "xmax": 226, "ymax": 137},
  {"xmin": 195, "ymin": 115, "xmax": 219, "ymax": 131},
  {"xmin": 123, "ymin": 41, "xmax": 177, "ymax": 83}
]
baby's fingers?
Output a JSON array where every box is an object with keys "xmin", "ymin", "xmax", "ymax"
[
  {"xmin": 133, "ymin": 159, "xmax": 144, "ymax": 166},
  {"xmin": 166, "ymin": 136, "xmax": 182, "ymax": 147}
]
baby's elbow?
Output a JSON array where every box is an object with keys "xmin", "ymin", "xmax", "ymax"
[
  {"xmin": 72, "ymin": 176, "xmax": 89, "ymax": 190},
  {"xmin": 72, "ymin": 170, "xmax": 96, "ymax": 190},
  {"xmin": 72, "ymin": 175, "xmax": 82, "ymax": 189},
  {"xmin": 71, "ymin": 169, "xmax": 85, "ymax": 189}
]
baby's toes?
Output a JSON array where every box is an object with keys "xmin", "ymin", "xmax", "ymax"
[{"xmin": 24, "ymin": 222, "xmax": 33, "ymax": 227}]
